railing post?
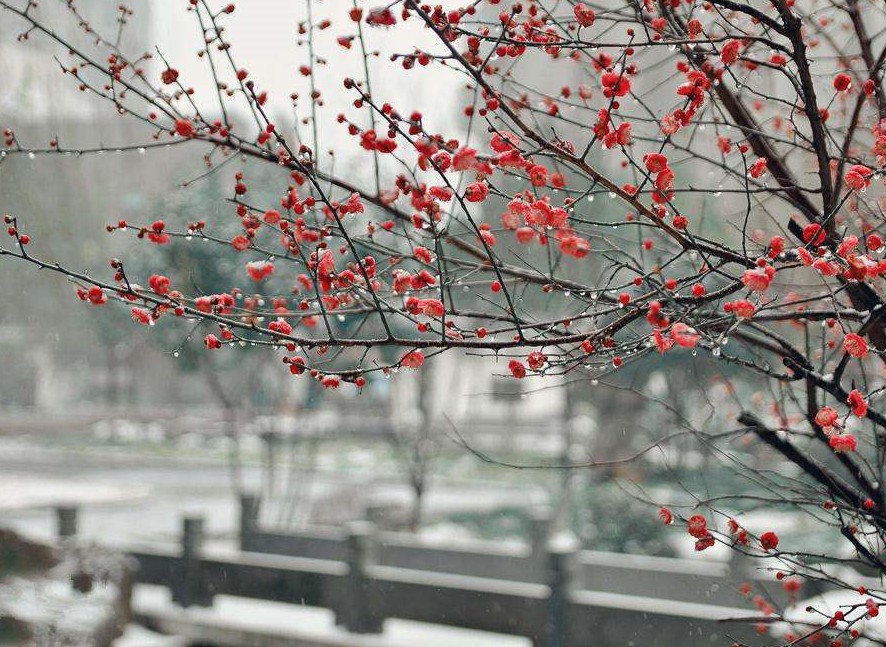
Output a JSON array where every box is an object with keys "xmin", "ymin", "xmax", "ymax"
[
  {"xmin": 540, "ymin": 532, "xmax": 579, "ymax": 647},
  {"xmin": 239, "ymin": 493, "xmax": 261, "ymax": 551},
  {"xmin": 172, "ymin": 516, "xmax": 214, "ymax": 608},
  {"xmin": 56, "ymin": 506, "xmax": 78, "ymax": 539},
  {"xmin": 337, "ymin": 521, "xmax": 382, "ymax": 634},
  {"xmin": 528, "ymin": 506, "xmax": 552, "ymax": 582}
]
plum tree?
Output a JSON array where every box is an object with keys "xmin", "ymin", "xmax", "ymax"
[{"xmin": 1, "ymin": 0, "xmax": 886, "ymax": 641}]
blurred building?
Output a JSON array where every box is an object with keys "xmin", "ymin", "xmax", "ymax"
[{"xmin": 0, "ymin": 0, "xmax": 170, "ymax": 411}]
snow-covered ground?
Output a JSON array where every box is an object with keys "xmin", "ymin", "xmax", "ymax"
[
  {"xmin": 0, "ymin": 437, "xmax": 546, "ymax": 548},
  {"xmin": 0, "ymin": 575, "xmax": 124, "ymax": 645},
  {"xmin": 0, "ymin": 474, "xmax": 149, "ymax": 511},
  {"xmin": 0, "ymin": 535, "xmax": 133, "ymax": 647},
  {"xmin": 112, "ymin": 625, "xmax": 186, "ymax": 647},
  {"xmin": 132, "ymin": 584, "xmax": 531, "ymax": 647}
]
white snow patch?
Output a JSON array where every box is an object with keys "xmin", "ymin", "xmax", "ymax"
[
  {"xmin": 0, "ymin": 576, "xmax": 123, "ymax": 644},
  {"xmin": 134, "ymin": 584, "xmax": 531, "ymax": 647},
  {"xmin": 112, "ymin": 624, "xmax": 187, "ymax": 647},
  {"xmin": 0, "ymin": 474, "xmax": 150, "ymax": 511}
]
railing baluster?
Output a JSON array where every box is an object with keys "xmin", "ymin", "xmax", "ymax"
[
  {"xmin": 239, "ymin": 493, "xmax": 260, "ymax": 551},
  {"xmin": 528, "ymin": 506, "xmax": 552, "ymax": 582},
  {"xmin": 173, "ymin": 516, "xmax": 214, "ymax": 608},
  {"xmin": 337, "ymin": 521, "xmax": 383, "ymax": 633},
  {"xmin": 56, "ymin": 505, "xmax": 78, "ymax": 539},
  {"xmin": 541, "ymin": 532, "xmax": 579, "ymax": 647}
]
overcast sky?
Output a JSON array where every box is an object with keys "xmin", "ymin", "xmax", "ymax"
[
  {"xmin": 151, "ymin": 1, "xmax": 465, "ymax": 153},
  {"xmin": 0, "ymin": 1, "xmax": 464, "ymax": 151}
]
